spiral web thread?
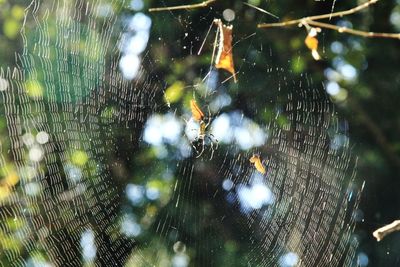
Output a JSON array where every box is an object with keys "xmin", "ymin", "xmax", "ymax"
[{"xmin": 150, "ymin": 72, "xmax": 362, "ymax": 266}]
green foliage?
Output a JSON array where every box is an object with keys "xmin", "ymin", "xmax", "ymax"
[{"xmin": 0, "ymin": 0, "xmax": 399, "ymax": 266}]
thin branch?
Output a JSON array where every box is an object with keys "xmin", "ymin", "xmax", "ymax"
[
  {"xmin": 149, "ymin": 0, "xmax": 217, "ymax": 12},
  {"xmin": 309, "ymin": 0, "xmax": 378, "ymax": 22},
  {"xmin": 243, "ymin": 2, "xmax": 279, "ymax": 19},
  {"xmin": 257, "ymin": 0, "xmax": 400, "ymax": 40},
  {"xmin": 258, "ymin": 0, "xmax": 378, "ymax": 28},
  {"xmin": 308, "ymin": 20, "xmax": 400, "ymax": 39},
  {"xmin": 373, "ymin": 220, "xmax": 400, "ymax": 241},
  {"xmin": 348, "ymin": 98, "xmax": 400, "ymax": 169}
]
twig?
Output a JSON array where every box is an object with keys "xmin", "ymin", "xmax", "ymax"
[
  {"xmin": 243, "ymin": 2, "xmax": 279, "ymax": 19},
  {"xmin": 373, "ymin": 220, "xmax": 400, "ymax": 241},
  {"xmin": 149, "ymin": 0, "xmax": 217, "ymax": 12},
  {"xmin": 348, "ymin": 98, "xmax": 400, "ymax": 168},
  {"xmin": 257, "ymin": 0, "xmax": 400, "ymax": 40},
  {"xmin": 258, "ymin": 0, "xmax": 378, "ymax": 28},
  {"xmin": 308, "ymin": 20, "xmax": 400, "ymax": 39}
]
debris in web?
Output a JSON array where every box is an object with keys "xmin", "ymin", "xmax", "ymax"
[
  {"xmin": 213, "ymin": 19, "xmax": 238, "ymax": 83},
  {"xmin": 249, "ymin": 154, "xmax": 266, "ymax": 174},
  {"xmin": 304, "ymin": 27, "xmax": 322, "ymax": 60}
]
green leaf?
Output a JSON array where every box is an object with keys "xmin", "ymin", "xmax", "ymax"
[
  {"xmin": 3, "ymin": 18, "xmax": 20, "ymax": 39},
  {"xmin": 164, "ymin": 81, "xmax": 185, "ymax": 104}
]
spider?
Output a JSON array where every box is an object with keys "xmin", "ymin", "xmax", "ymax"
[{"xmin": 188, "ymin": 99, "xmax": 219, "ymax": 159}]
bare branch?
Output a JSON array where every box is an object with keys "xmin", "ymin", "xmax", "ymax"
[
  {"xmin": 373, "ymin": 220, "xmax": 400, "ymax": 241},
  {"xmin": 308, "ymin": 20, "xmax": 400, "ymax": 39},
  {"xmin": 149, "ymin": 0, "xmax": 216, "ymax": 12},
  {"xmin": 258, "ymin": 0, "xmax": 378, "ymax": 28},
  {"xmin": 307, "ymin": 0, "xmax": 378, "ymax": 22},
  {"xmin": 257, "ymin": 0, "xmax": 399, "ymax": 40}
]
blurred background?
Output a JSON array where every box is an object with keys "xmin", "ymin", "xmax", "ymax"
[{"xmin": 0, "ymin": 0, "xmax": 399, "ymax": 266}]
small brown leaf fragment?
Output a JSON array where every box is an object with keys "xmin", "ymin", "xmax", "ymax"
[
  {"xmin": 304, "ymin": 27, "xmax": 321, "ymax": 60},
  {"xmin": 305, "ymin": 35, "xmax": 318, "ymax": 50},
  {"xmin": 213, "ymin": 19, "xmax": 237, "ymax": 82},
  {"xmin": 250, "ymin": 154, "xmax": 266, "ymax": 174}
]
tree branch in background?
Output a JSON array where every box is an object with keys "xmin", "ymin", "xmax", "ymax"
[
  {"xmin": 373, "ymin": 220, "xmax": 400, "ymax": 241},
  {"xmin": 307, "ymin": 20, "xmax": 400, "ymax": 39},
  {"xmin": 258, "ymin": 0, "xmax": 378, "ymax": 28},
  {"xmin": 258, "ymin": 0, "xmax": 400, "ymax": 40},
  {"xmin": 149, "ymin": 0, "xmax": 216, "ymax": 12},
  {"xmin": 348, "ymin": 98, "xmax": 400, "ymax": 169}
]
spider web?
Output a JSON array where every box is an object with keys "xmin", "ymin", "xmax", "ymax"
[{"xmin": 0, "ymin": 0, "xmax": 362, "ymax": 266}]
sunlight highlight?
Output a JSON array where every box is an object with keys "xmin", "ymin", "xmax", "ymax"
[{"xmin": 119, "ymin": 12, "xmax": 151, "ymax": 79}]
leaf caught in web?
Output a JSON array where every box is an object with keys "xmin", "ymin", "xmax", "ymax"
[
  {"xmin": 249, "ymin": 154, "xmax": 266, "ymax": 174},
  {"xmin": 305, "ymin": 27, "xmax": 321, "ymax": 60},
  {"xmin": 214, "ymin": 19, "xmax": 237, "ymax": 82}
]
